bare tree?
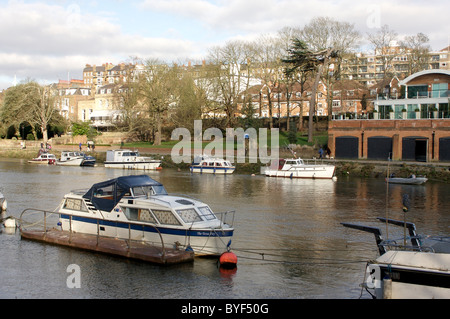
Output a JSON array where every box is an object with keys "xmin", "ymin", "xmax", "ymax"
[
  {"xmin": 401, "ymin": 32, "xmax": 431, "ymax": 75},
  {"xmin": 253, "ymin": 34, "xmax": 285, "ymax": 129},
  {"xmin": 206, "ymin": 40, "xmax": 256, "ymax": 128},
  {"xmin": 140, "ymin": 59, "xmax": 178, "ymax": 145},
  {"xmin": 368, "ymin": 25, "xmax": 399, "ymax": 79}
]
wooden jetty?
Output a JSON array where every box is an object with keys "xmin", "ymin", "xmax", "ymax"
[{"xmin": 20, "ymin": 229, "xmax": 194, "ymax": 265}]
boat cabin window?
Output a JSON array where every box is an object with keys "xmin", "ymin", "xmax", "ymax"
[
  {"xmin": 152, "ymin": 210, "xmax": 181, "ymax": 225},
  {"xmin": 63, "ymin": 198, "xmax": 88, "ymax": 212},
  {"xmin": 176, "ymin": 208, "xmax": 202, "ymax": 223},
  {"xmin": 285, "ymin": 160, "xmax": 297, "ymax": 165},
  {"xmin": 93, "ymin": 184, "xmax": 114, "ymax": 198},
  {"xmin": 208, "ymin": 162, "xmax": 214, "ymax": 166},
  {"xmin": 122, "ymin": 207, "xmax": 157, "ymax": 223},
  {"xmin": 198, "ymin": 206, "xmax": 216, "ymax": 220},
  {"xmin": 215, "ymin": 162, "xmax": 222, "ymax": 166},
  {"xmin": 132, "ymin": 185, "xmax": 167, "ymax": 197}
]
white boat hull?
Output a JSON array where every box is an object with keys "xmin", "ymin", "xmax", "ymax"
[
  {"xmin": 56, "ymin": 158, "xmax": 84, "ymax": 166},
  {"xmin": 104, "ymin": 162, "xmax": 161, "ymax": 170},
  {"xmin": 366, "ymin": 251, "xmax": 450, "ymax": 299},
  {"xmin": 59, "ymin": 215, "xmax": 232, "ymax": 256},
  {"xmin": 190, "ymin": 166, "xmax": 235, "ymax": 174},
  {"xmin": 265, "ymin": 165, "xmax": 335, "ymax": 179}
]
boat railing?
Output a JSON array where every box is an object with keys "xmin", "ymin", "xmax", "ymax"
[
  {"xmin": 215, "ymin": 210, "xmax": 235, "ymax": 228},
  {"xmin": 18, "ymin": 208, "xmax": 168, "ymax": 260},
  {"xmin": 380, "ymin": 239, "xmax": 435, "ymax": 253}
]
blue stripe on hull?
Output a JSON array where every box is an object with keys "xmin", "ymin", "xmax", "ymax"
[{"xmin": 60, "ymin": 214, "xmax": 234, "ymax": 237}]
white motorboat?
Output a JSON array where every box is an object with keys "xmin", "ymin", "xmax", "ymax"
[
  {"xmin": 28, "ymin": 152, "xmax": 56, "ymax": 165},
  {"xmin": 56, "ymin": 151, "xmax": 85, "ymax": 166},
  {"xmin": 104, "ymin": 150, "xmax": 161, "ymax": 170},
  {"xmin": 56, "ymin": 151, "xmax": 96, "ymax": 166},
  {"xmin": 342, "ymin": 218, "xmax": 450, "ymax": 299},
  {"xmin": 190, "ymin": 155, "xmax": 235, "ymax": 174},
  {"xmin": 264, "ymin": 158, "xmax": 335, "ymax": 179},
  {"xmin": 56, "ymin": 175, "xmax": 234, "ymax": 256}
]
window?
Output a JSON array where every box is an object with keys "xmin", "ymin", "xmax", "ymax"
[
  {"xmin": 176, "ymin": 208, "xmax": 202, "ymax": 223},
  {"xmin": 198, "ymin": 206, "xmax": 216, "ymax": 220},
  {"xmin": 432, "ymin": 83, "xmax": 448, "ymax": 98},
  {"xmin": 152, "ymin": 210, "xmax": 181, "ymax": 225},
  {"xmin": 63, "ymin": 198, "xmax": 87, "ymax": 212}
]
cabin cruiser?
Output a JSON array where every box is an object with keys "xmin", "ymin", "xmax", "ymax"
[
  {"xmin": 57, "ymin": 175, "xmax": 234, "ymax": 256},
  {"xmin": 104, "ymin": 150, "xmax": 161, "ymax": 170},
  {"xmin": 342, "ymin": 218, "xmax": 450, "ymax": 299},
  {"xmin": 56, "ymin": 151, "xmax": 96, "ymax": 166},
  {"xmin": 190, "ymin": 155, "xmax": 235, "ymax": 174},
  {"xmin": 28, "ymin": 152, "xmax": 56, "ymax": 165},
  {"xmin": 56, "ymin": 151, "xmax": 85, "ymax": 166},
  {"xmin": 264, "ymin": 158, "xmax": 335, "ymax": 179}
]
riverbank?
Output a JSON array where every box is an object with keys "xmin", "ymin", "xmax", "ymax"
[{"xmin": 1, "ymin": 144, "xmax": 449, "ymax": 183}]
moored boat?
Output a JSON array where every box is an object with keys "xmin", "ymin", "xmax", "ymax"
[
  {"xmin": 264, "ymin": 158, "xmax": 335, "ymax": 179},
  {"xmin": 104, "ymin": 150, "xmax": 161, "ymax": 170},
  {"xmin": 56, "ymin": 175, "xmax": 234, "ymax": 256},
  {"xmin": 56, "ymin": 151, "xmax": 85, "ymax": 166},
  {"xmin": 385, "ymin": 174, "xmax": 428, "ymax": 185},
  {"xmin": 342, "ymin": 218, "xmax": 450, "ymax": 299},
  {"xmin": 190, "ymin": 155, "xmax": 235, "ymax": 174},
  {"xmin": 28, "ymin": 152, "xmax": 56, "ymax": 165}
]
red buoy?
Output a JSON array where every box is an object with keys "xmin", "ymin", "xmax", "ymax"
[{"xmin": 219, "ymin": 251, "xmax": 237, "ymax": 269}]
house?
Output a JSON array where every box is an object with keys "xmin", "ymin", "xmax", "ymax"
[{"xmin": 328, "ymin": 69, "xmax": 450, "ymax": 162}]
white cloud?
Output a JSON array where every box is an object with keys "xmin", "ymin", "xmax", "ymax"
[{"xmin": 0, "ymin": 0, "xmax": 448, "ymax": 91}]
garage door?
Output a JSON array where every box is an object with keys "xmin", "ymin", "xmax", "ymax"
[
  {"xmin": 335, "ymin": 136, "xmax": 358, "ymax": 159},
  {"xmin": 439, "ymin": 137, "xmax": 450, "ymax": 162},
  {"xmin": 367, "ymin": 137, "xmax": 392, "ymax": 160},
  {"xmin": 402, "ymin": 137, "xmax": 428, "ymax": 162}
]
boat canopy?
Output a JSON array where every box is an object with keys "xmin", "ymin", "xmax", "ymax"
[{"xmin": 83, "ymin": 175, "xmax": 168, "ymax": 212}]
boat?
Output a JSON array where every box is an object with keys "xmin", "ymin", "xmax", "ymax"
[
  {"xmin": 264, "ymin": 158, "xmax": 335, "ymax": 179},
  {"xmin": 342, "ymin": 217, "xmax": 450, "ymax": 299},
  {"xmin": 104, "ymin": 150, "xmax": 161, "ymax": 170},
  {"xmin": 56, "ymin": 175, "xmax": 234, "ymax": 256},
  {"xmin": 80, "ymin": 153, "xmax": 96, "ymax": 167},
  {"xmin": 190, "ymin": 155, "xmax": 235, "ymax": 174},
  {"xmin": 385, "ymin": 174, "xmax": 428, "ymax": 185},
  {"xmin": 56, "ymin": 151, "xmax": 85, "ymax": 166},
  {"xmin": 28, "ymin": 152, "xmax": 56, "ymax": 165}
]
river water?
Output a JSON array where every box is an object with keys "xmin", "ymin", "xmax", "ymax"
[{"xmin": 0, "ymin": 158, "xmax": 449, "ymax": 299}]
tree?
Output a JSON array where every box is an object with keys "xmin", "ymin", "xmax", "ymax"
[
  {"xmin": 283, "ymin": 39, "xmax": 337, "ymax": 142},
  {"xmin": 140, "ymin": 59, "xmax": 178, "ymax": 145},
  {"xmin": 368, "ymin": 25, "xmax": 398, "ymax": 79},
  {"xmin": 401, "ymin": 32, "xmax": 431, "ymax": 75},
  {"xmin": 206, "ymin": 40, "xmax": 256, "ymax": 128},
  {"xmin": 0, "ymin": 81, "xmax": 58, "ymax": 143}
]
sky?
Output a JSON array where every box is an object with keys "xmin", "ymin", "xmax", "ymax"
[{"xmin": 0, "ymin": 0, "xmax": 449, "ymax": 90}]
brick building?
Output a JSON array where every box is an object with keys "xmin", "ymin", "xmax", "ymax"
[{"xmin": 328, "ymin": 69, "xmax": 450, "ymax": 162}]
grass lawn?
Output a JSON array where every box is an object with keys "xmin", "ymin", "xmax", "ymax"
[{"xmin": 119, "ymin": 132, "xmax": 328, "ymax": 150}]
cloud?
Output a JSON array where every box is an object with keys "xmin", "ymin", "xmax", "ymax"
[{"xmin": 0, "ymin": 1, "xmax": 195, "ymax": 89}]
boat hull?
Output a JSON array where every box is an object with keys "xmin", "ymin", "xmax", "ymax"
[
  {"xmin": 104, "ymin": 161, "xmax": 161, "ymax": 170},
  {"xmin": 190, "ymin": 166, "xmax": 235, "ymax": 174},
  {"xmin": 56, "ymin": 158, "xmax": 84, "ymax": 166},
  {"xmin": 385, "ymin": 177, "xmax": 427, "ymax": 185},
  {"xmin": 366, "ymin": 251, "xmax": 450, "ymax": 299},
  {"xmin": 28, "ymin": 159, "xmax": 55, "ymax": 165},
  {"xmin": 265, "ymin": 165, "xmax": 335, "ymax": 179},
  {"xmin": 59, "ymin": 214, "xmax": 233, "ymax": 256}
]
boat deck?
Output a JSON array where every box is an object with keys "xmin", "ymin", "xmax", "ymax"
[{"xmin": 20, "ymin": 229, "xmax": 194, "ymax": 265}]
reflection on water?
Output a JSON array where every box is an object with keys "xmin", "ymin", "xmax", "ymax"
[{"xmin": 0, "ymin": 158, "xmax": 449, "ymax": 298}]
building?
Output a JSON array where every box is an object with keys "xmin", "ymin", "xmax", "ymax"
[
  {"xmin": 341, "ymin": 45, "xmax": 450, "ymax": 87},
  {"xmin": 328, "ymin": 69, "xmax": 450, "ymax": 162}
]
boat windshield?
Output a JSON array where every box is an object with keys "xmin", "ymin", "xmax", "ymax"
[{"xmin": 132, "ymin": 185, "xmax": 168, "ymax": 197}]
